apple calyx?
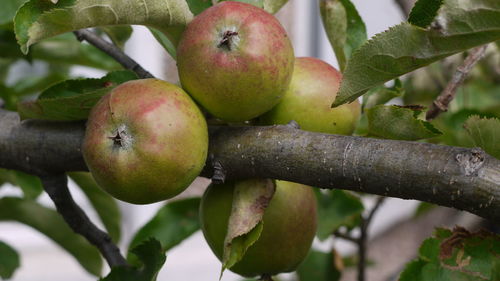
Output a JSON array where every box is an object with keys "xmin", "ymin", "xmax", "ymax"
[
  {"xmin": 218, "ymin": 30, "xmax": 239, "ymax": 51},
  {"xmin": 107, "ymin": 124, "xmax": 133, "ymax": 149}
]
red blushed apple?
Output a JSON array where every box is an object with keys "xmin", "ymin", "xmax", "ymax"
[
  {"xmin": 261, "ymin": 57, "xmax": 361, "ymax": 135},
  {"xmin": 177, "ymin": 1, "xmax": 294, "ymax": 122},
  {"xmin": 82, "ymin": 79, "xmax": 208, "ymax": 204}
]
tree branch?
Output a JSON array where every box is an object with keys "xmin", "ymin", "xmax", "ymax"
[
  {"xmin": 0, "ymin": 109, "xmax": 499, "ymax": 221},
  {"xmin": 426, "ymin": 45, "xmax": 488, "ymax": 120},
  {"xmin": 358, "ymin": 197, "xmax": 385, "ymax": 281},
  {"xmin": 40, "ymin": 174, "xmax": 127, "ymax": 267},
  {"xmin": 73, "ymin": 29, "xmax": 154, "ymax": 79}
]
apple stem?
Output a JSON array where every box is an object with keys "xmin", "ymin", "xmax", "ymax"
[{"xmin": 218, "ymin": 31, "xmax": 239, "ymax": 51}]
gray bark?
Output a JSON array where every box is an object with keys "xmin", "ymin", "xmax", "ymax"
[{"xmin": 0, "ymin": 109, "xmax": 499, "ymax": 221}]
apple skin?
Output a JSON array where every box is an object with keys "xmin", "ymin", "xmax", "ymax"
[
  {"xmin": 177, "ymin": 1, "xmax": 294, "ymax": 122},
  {"xmin": 200, "ymin": 179, "xmax": 317, "ymax": 277},
  {"xmin": 261, "ymin": 57, "xmax": 360, "ymax": 135},
  {"xmin": 82, "ymin": 79, "xmax": 208, "ymax": 204}
]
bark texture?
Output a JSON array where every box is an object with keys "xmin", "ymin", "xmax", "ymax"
[{"xmin": 0, "ymin": 109, "xmax": 499, "ymax": 221}]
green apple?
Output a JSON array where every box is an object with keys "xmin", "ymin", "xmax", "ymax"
[
  {"xmin": 261, "ymin": 57, "xmax": 360, "ymax": 135},
  {"xmin": 200, "ymin": 179, "xmax": 317, "ymax": 277},
  {"xmin": 177, "ymin": 1, "xmax": 295, "ymax": 122},
  {"xmin": 82, "ymin": 79, "xmax": 208, "ymax": 204}
]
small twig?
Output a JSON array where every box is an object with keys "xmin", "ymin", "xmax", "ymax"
[
  {"xmin": 40, "ymin": 174, "xmax": 128, "ymax": 268},
  {"xmin": 73, "ymin": 29, "xmax": 154, "ymax": 79},
  {"xmin": 334, "ymin": 230, "xmax": 359, "ymax": 243},
  {"xmin": 426, "ymin": 45, "xmax": 488, "ymax": 120},
  {"xmin": 358, "ymin": 196, "xmax": 386, "ymax": 281}
]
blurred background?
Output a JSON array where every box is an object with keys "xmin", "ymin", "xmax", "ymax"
[{"xmin": 0, "ymin": 0, "xmax": 489, "ymax": 280}]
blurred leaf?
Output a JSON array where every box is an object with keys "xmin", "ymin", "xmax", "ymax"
[
  {"xmin": 222, "ymin": 179, "xmax": 275, "ymax": 272},
  {"xmin": 148, "ymin": 27, "xmax": 177, "ymax": 60},
  {"xmin": 218, "ymin": 0, "xmax": 263, "ymax": 9},
  {"xmin": 315, "ymin": 189, "xmax": 363, "ymax": 240},
  {"xmin": 186, "ymin": 0, "xmax": 213, "ymax": 15},
  {"xmin": 367, "ymin": 105, "xmax": 442, "ymax": 140},
  {"xmin": 31, "ymin": 34, "xmax": 123, "ymax": 70},
  {"xmin": 464, "ymin": 116, "xmax": 500, "ymax": 159},
  {"xmin": 399, "ymin": 227, "xmax": 500, "ymax": 281},
  {"xmin": 217, "ymin": 0, "xmax": 287, "ymax": 14},
  {"xmin": 0, "ymin": 241, "xmax": 20, "ymax": 279},
  {"xmin": 408, "ymin": 0, "xmax": 444, "ymax": 28},
  {"xmin": 0, "ymin": 0, "xmax": 28, "ymax": 25},
  {"xmin": 334, "ymin": 0, "xmax": 500, "ymax": 107},
  {"xmin": 69, "ymin": 172, "xmax": 121, "ymax": 242},
  {"xmin": 12, "ymin": 73, "xmax": 66, "ymax": 97},
  {"xmin": 413, "ymin": 202, "xmax": 437, "ymax": 218},
  {"xmin": 362, "ymin": 79, "xmax": 404, "ymax": 109},
  {"xmin": 17, "ymin": 70, "xmax": 138, "ymax": 121},
  {"xmin": 320, "ymin": 0, "xmax": 366, "ymax": 71},
  {"xmin": 101, "ymin": 239, "xmax": 165, "ymax": 281},
  {"xmin": 15, "ymin": 0, "xmax": 193, "ymax": 54},
  {"xmin": 263, "ymin": 0, "xmax": 288, "ymax": 14},
  {"xmin": 0, "ymin": 30, "xmax": 121, "ymax": 70},
  {"xmin": 128, "ymin": 197, "xmax": 201, "ymax": 255},
  {"xmin": 99, "ymin": 26, "xmax": 133, "ymax": 50},
  {"xmin": 0, "ymin": 169, "xmax": 43, "ymax": 199},
  {"xmin": 296, "ymin": 250, "xmax": 341, "ymax": 281},
  {"xmin": 0, "ymin": 197, "xmax": 102, "ymax": 275}
]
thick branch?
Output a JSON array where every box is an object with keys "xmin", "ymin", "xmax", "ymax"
[
  {"xmin": 0, "ymin": 110, "xmax": 499, "ymax": 221},
  {"xmin": 40, "ymin": 174, "xmax": 127, "ymax": 267},
  {"xmin": 73, "ymin": 29, "xmax": 154, "ymax": 79},
  {"xmin": 426, "ymin": 45, "xmax": 488, "ymax": 120}
]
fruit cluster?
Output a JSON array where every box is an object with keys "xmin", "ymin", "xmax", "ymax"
[{"xmin": 82, "ymin": 1, "xmax": 360, "ymax": 278}]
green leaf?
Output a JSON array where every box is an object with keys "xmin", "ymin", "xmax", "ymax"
[
  {"xmin": 408, "ymin": 0, "xmax": 444, "ymax": 28},
  {"xmin": 148, "ymin": 27, "xmax": 177, "ymax": 59},
  {"xmin": 0, "ymin": 241, "xmax": 20, "ymax": 279},
  {"xmin": 464, "ymin": 116, "xmax": 500, "ymax": 159},
  {"xmin": 101, "ymin": 239, "xmax": 166, "ymax": 281},
  {"xmin": 217, "ymin": 0, "xmax": 287, "ymax": 14},
  {"xmin": 399, "ymin": 227, "xmax": 500, "ymax": 281},
  {"xmin": 0, "ymin": 0, "xmax": 28, "ymax": 25},
  {"xmin": 296, "ymin": 250, "xmax": 341, "ymax": 281},
  {"xmin": 263, "ymin": 0, "xmax": 288, "ymax": 14},
  {"xmin": 367, "ymin": 105, "xmax": 442, "ymax": 140},
  {"xmin": 99, "ymin": 25, "xmax": 133, "ymax": 50},
  {"xmin": 0, "ymin": 30, "xmax": 121, "ymax": 70},
  {"xmin": 315, "ymin": 189, "xmax": 364, "ymax": 241},
  {"xmin": 186, "ymin": 0, "xmax": 212, "ymax": 15},
  {"xmin": 0, "ymin": 169, "xmax": 43, "ymax": 199},
  {"xmin": 12, "ymin": 73, "xmax": 67, "ymax": 97},
  {"xmin": 128, "ymin": 197, "xmax": 201, "ymax": 254},
  {"xmin": 69, "ymin": 172, "xmax": 121, "ymax": 242},
  {"xmin": 320, "ymin": 0, "xmax": 366, "ymax": 71},
  {"xmin": 14, "ymin": 0, "xmax": 193, "ymax": 54},
  {"xmin": 334, "ymin": 0, "xmax": 500, "ymax": 107},
  {"xmin": 0, "ymin": 197, "xmax": 102, "ymax": 276},
  {"xmin": 17, "ymin": 70, "xmax": 138, "ymax": 121},
  {"xmin": 362, "ymin": 79, "xmax": 404, "ymax": 109},
  {"xmin": 222, "ymin": 179, "xmax": 275, "ymax": 272}
]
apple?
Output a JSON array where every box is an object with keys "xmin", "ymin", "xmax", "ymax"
[
  {"xmin": 200, "ymin": 179, "xmax": 317, "ymax": 277},
  {"xmin": 177, "ymin": 1, "xmax": 295, "ymax": 122},
  {"xmin": 260, "ymin": 57, "xmax": 361, "ymax": 135},
  {"xmin": 82, "ymin": 79, "xmax": 208, "ymax": 204}
]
